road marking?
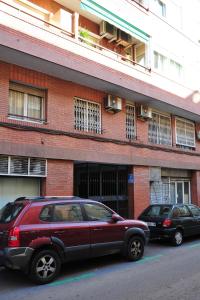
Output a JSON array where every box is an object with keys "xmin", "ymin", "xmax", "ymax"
[
  {"xmin": 48, "ymin": 254, "xmax": 164, "ymax": 287},
  {"xmin": 48, "ymin": 272, "xmax": 95, "ymax": 287},
  {"xmin": 187, "ymin": 242, "xmax": 200, "ymax": 249},
  {"xmin": 136, "ymin": 254, "xmax": 163, "ymax": 264}
]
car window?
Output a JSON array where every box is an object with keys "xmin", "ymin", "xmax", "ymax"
[
  {"xmin": 188, "ymin": 205, "xmax": 200, "ymax": 217},
  {"xmin": 84, "ymin": 203, "xmax": 113, "ymax": 221},
  {"xmin": 178, "ymin": 206, "xmax": 191, "ymax": 217},
  {"xmin": 0, "ymin": 202, "xmax": 24, "ymax": 223},
  {"xmin": 172, "ymin": 207, "xmax": 180, "ymax": 218},
  {"xmin": 40, "ymin": 205, "xmax": 53, "ymax": 222},
  {"xmin": 146, "ymin": 206, "xmax": 171, "ymax": 217},
  {"xmin": 53, "ymin": 204, "xmax": 83, "ymax": 222}
]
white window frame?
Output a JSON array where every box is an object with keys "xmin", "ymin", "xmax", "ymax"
[
  {"xmin": 9, "ymin": 83, "xmax": 45, "ymax": 124},
  {"xmin": 153, "ymin": 51, "xmax": 183, "ymax": 81},
  {"xmin": 149, "ymin": 111, "xmax": 172, "ymax": 146},
  {"xmin": 126, "ymin": 104, "xmax": 136, "ymax": 140},
  {"xmin": 152, "ymin": 0, "xmax": 166, "ymax": 18},
  {"xmin": 74, "ymin": 97, "xmax": 101, "ymax": 134},
  {"xmin": 0, "ymin": 156, "xmax": 47, "ymax": 177},
  {"xmin": 175, "ymin": 117, "xmax": 196, "ymax": 148}
]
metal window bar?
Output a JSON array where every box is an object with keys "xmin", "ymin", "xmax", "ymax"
[
  {"xmin": 176, "ymin": 118, "xmax": 195, "ymax": 148},
  {"xmin": 74, "ymin": 98, "xmax": 101, "ymax": 134},
  {"xmin": 126, "ymin": 105, "xmax": 136, "ymax": 140},
  {"xmin": 149, "ymin": 112, "xmax": 171, "ymax": 145}
]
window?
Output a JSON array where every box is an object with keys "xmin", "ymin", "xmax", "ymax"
[
  {"xmin": 149, "ymin": 112, "xmax": 171, "ymax": 145},
  {"xmin": 154, "ymin": 51, "xmax": 167, "ymax": 72},
  {"xmin": 9, "ymin": 83, "xmax": 45, "ymax": 122},
  {"xmin": 176, "ymin": 118, "xmax": 195, "ymax": 148},
  {"xmin": 0, "ymin": 155, "xmax": 47, "ymax": 177},
  {"xmin": 152, "ymin": 0, "xmax": 166, "ymax": 17},
  {"xmin": 74, "ymin": 98, "xmax": 101, "ymax": 134},
  {"xmin": 40, "ymin": 205, "xmax": 53, "ymax": 222},
  {"xmin": 84, "ymin": 203, "xmax": 113, "ymax": 221},
  {"xmin": 188, "ymin": 205, "xmax": 200, "ymax": 217},
  {"xmin": 0, "ymin": 202, "xmax": 24, "ymax": 223},
  {"xmin": 178, "ymin": 206, "xmax": 191, "ymax": 217},
  {"xmin": 145, "ymin": 205, "xmax": 171, "ymax": 217},
  {"xmin": 154, "ymin": 52, "xmax": 183, "ymax": 80},
  {"xmin": 53, "ymin": 204, "xmax": 83, "ymax": 222},
  {"xmin": 169, "ymin": 59, "xmax": 182, "ymax": 80},
  {"xmin": 126, "ymin": 105, "xmax": 136, "ymax": 140}
]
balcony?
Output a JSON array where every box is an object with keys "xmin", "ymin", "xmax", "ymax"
[{"xmin": 0, "ymin": 0, "xmax": 151, "ymax": 75}]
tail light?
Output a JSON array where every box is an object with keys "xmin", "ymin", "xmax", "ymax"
[
  {"xmin": 8, "ymin": 227, "xmax": 20, "ymax": 247},
  {"xmin": 163, "ymin": 219, "xmax": 172, "ymax": 228}
]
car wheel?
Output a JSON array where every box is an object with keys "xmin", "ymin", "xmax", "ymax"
[
  {"xmin": 126, "ymin": 236, "xmax": 144, "ymax": 261},
  {"xmin": 172, "ymin": 230, "xmax": 183, "ymax": 246},
  {"xmin": 29, "ymin": 249, "xmax": 61, "ymax": 284}
]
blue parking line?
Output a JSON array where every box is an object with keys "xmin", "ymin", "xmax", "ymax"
[
  {"xmin": 187, "ymin": 242, "xmax": 200, "ymax": 249},
  {"xmin": 135, "ymin": 254, "xmax": 163, "ymax": 264},
  {"xmin": 48, "ymin": 254, "xmax": 164, "ymax": 287},
  {"xmin": 48, "ymin": 272, "xmax": 96, "ymax": 287}
]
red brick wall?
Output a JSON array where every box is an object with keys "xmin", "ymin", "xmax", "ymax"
[
  {"xmin": 133, "ymin": 166, "xmax": 150, "ymax": 218},
  {"xmin": 191, "ymin": 171, "xmax": 200, "ymax": 206},
  {"xmin": 41, "ymin": 159, "xmax": 73, "ymax": 196}
]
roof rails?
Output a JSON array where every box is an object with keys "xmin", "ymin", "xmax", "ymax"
[{"xmin": 15, "ymin": 196, "xmax": 81, "ymax": 202}]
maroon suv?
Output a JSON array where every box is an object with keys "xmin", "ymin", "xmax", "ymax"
[{"xmin": 0, "ymin": 197, "xmax": 149, "ymax": 284}]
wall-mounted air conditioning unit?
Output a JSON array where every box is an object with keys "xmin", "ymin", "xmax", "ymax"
[
  {"xmin": 100, "ymin": 21, "xmax": 117, "ymax": 40},
  {"xmin": 137, "ymin": 105, "xmax": 152, "ymax": 119},
  {"xmin": 117, "ymin": 30, "xmax": 133, "ymax": 47},
  {"xmin": 104, "ymin": 95, "xmax": 122, "ymax": 113}
]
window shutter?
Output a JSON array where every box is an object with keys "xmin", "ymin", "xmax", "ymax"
[
  {"xmin": 0, "ymin": 156, "xmax": 8, "ymax": 174},
  {"xmin": 10, "ymin": 157, "xmax": 29, "ymax": 175},
  {"xmin": 30, "ymin": 158, "xmax": 46, "ymax": 176}
]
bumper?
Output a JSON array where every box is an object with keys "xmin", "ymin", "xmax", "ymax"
[
  {"xmin": 0, "ymin": 247, "xmax": 33, "ymax": 271},
  {"xmin": 149, "ymin": 227, "xmax": 176, "ymax": 240}
]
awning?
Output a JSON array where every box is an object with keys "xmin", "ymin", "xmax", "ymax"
[{"xmin": 80, "ymin": 0, "xmax": 150, "ymax": 43}]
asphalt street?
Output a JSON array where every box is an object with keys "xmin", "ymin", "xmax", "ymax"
[{"xmin": 1, "ymin": 237, "xmax": 200, "ymax": 300}]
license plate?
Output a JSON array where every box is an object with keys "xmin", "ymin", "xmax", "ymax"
[{"xmin": 147, "ymin": 222, "xmax": 156, "ymax": 227}]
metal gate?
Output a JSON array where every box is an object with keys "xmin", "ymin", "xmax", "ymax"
[{"xmin": 74, "ymin": 163, "xmax": 128, "ymax": 217}]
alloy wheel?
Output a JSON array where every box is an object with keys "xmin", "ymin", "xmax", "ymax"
[{"xmin": 36, "ymin": 255, "xmax": 56, "ymax": 279}]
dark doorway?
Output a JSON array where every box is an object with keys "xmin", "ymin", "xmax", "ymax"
[{"xmin": 74, "ymin": 163, "xmax": 129, "ymax": 217}]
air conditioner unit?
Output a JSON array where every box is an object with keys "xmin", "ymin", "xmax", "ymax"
[
  {"xmin": 100, "ymin": 21, "xmax": 117, "ymax": 40},
  {"xmin": 137, "ymin": 105, "xmax": 152, "ymax": 119},
  {"xmin": 104, "ymin": 95, "xmax": 122, "ymax": 113},
  {"xmin": 117, "ymin": 30, "xmax": 133, "ymax": 47}
]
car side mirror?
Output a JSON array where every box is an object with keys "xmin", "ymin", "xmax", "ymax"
[{"xmin": 112, "ymin": 213, "xmax": 123, "ymax": 222}]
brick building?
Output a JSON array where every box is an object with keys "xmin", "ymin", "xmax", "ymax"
[{"xmin": 0, "ymin": 0, "xmax": 200, "ymax": 217}]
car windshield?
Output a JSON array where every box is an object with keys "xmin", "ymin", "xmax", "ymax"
[
  {"xmin": 146, "ymin": 205, "xmax": 171, "ymax": 217},
  {"xmin": 0, "ymin": 202, "xmax": 24, "ymax": 223}
]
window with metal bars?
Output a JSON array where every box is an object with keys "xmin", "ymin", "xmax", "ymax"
[
  {"xmin": 0, "ymin": 156, "xmax": 47, "ymax": 176},
  {"xmin": 149, "ymin": 112, "xmax": 171, "ymax": 145},
  {"xmin": 175, "ymin": 118, "xmax": 195, "ymax": 148},
  {"xmin": 126, "ymin": 105, "xmax": 136, "ymax": 140},
  {"xmin": 74, "ymin": 98, "xmax": 101, "ymax": 134},
  {"xmin": 9, "ymin": 82, "xmax": 45, "ymax": 123}
]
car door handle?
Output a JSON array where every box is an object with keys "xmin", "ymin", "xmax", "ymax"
[{"xmin": 92, "ymin": 228, "xmax": 103, "ymax": 231}]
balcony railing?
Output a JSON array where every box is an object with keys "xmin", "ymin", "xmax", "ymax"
[{"xmin": 0, "ymin": 0, "xmax": 151, "ymax": 73}]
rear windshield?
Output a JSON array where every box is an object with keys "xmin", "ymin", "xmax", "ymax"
[
  {"xmin": 0, "ymin": 202, "xmax": 24, "ymax": 223},
  {"xmin": 145, "ymin": 205, "xmax": 172, "ymax": 217}
]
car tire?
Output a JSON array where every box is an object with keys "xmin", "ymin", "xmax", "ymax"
[
  {"xmin": 126, "ymin": 236, "xmax": 144, "ymax": 261},
  {"xmin": 29, "ymin": 249, "xmax": 61, "ymax": 284},
  {"xmin": 171, "ymin": 230, "xmax": 183, "ymax": 246}
]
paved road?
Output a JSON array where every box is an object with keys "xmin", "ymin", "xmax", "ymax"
[{"xmin": 1, "ymin": 237, "xmax": 200, "ymax": 300}]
